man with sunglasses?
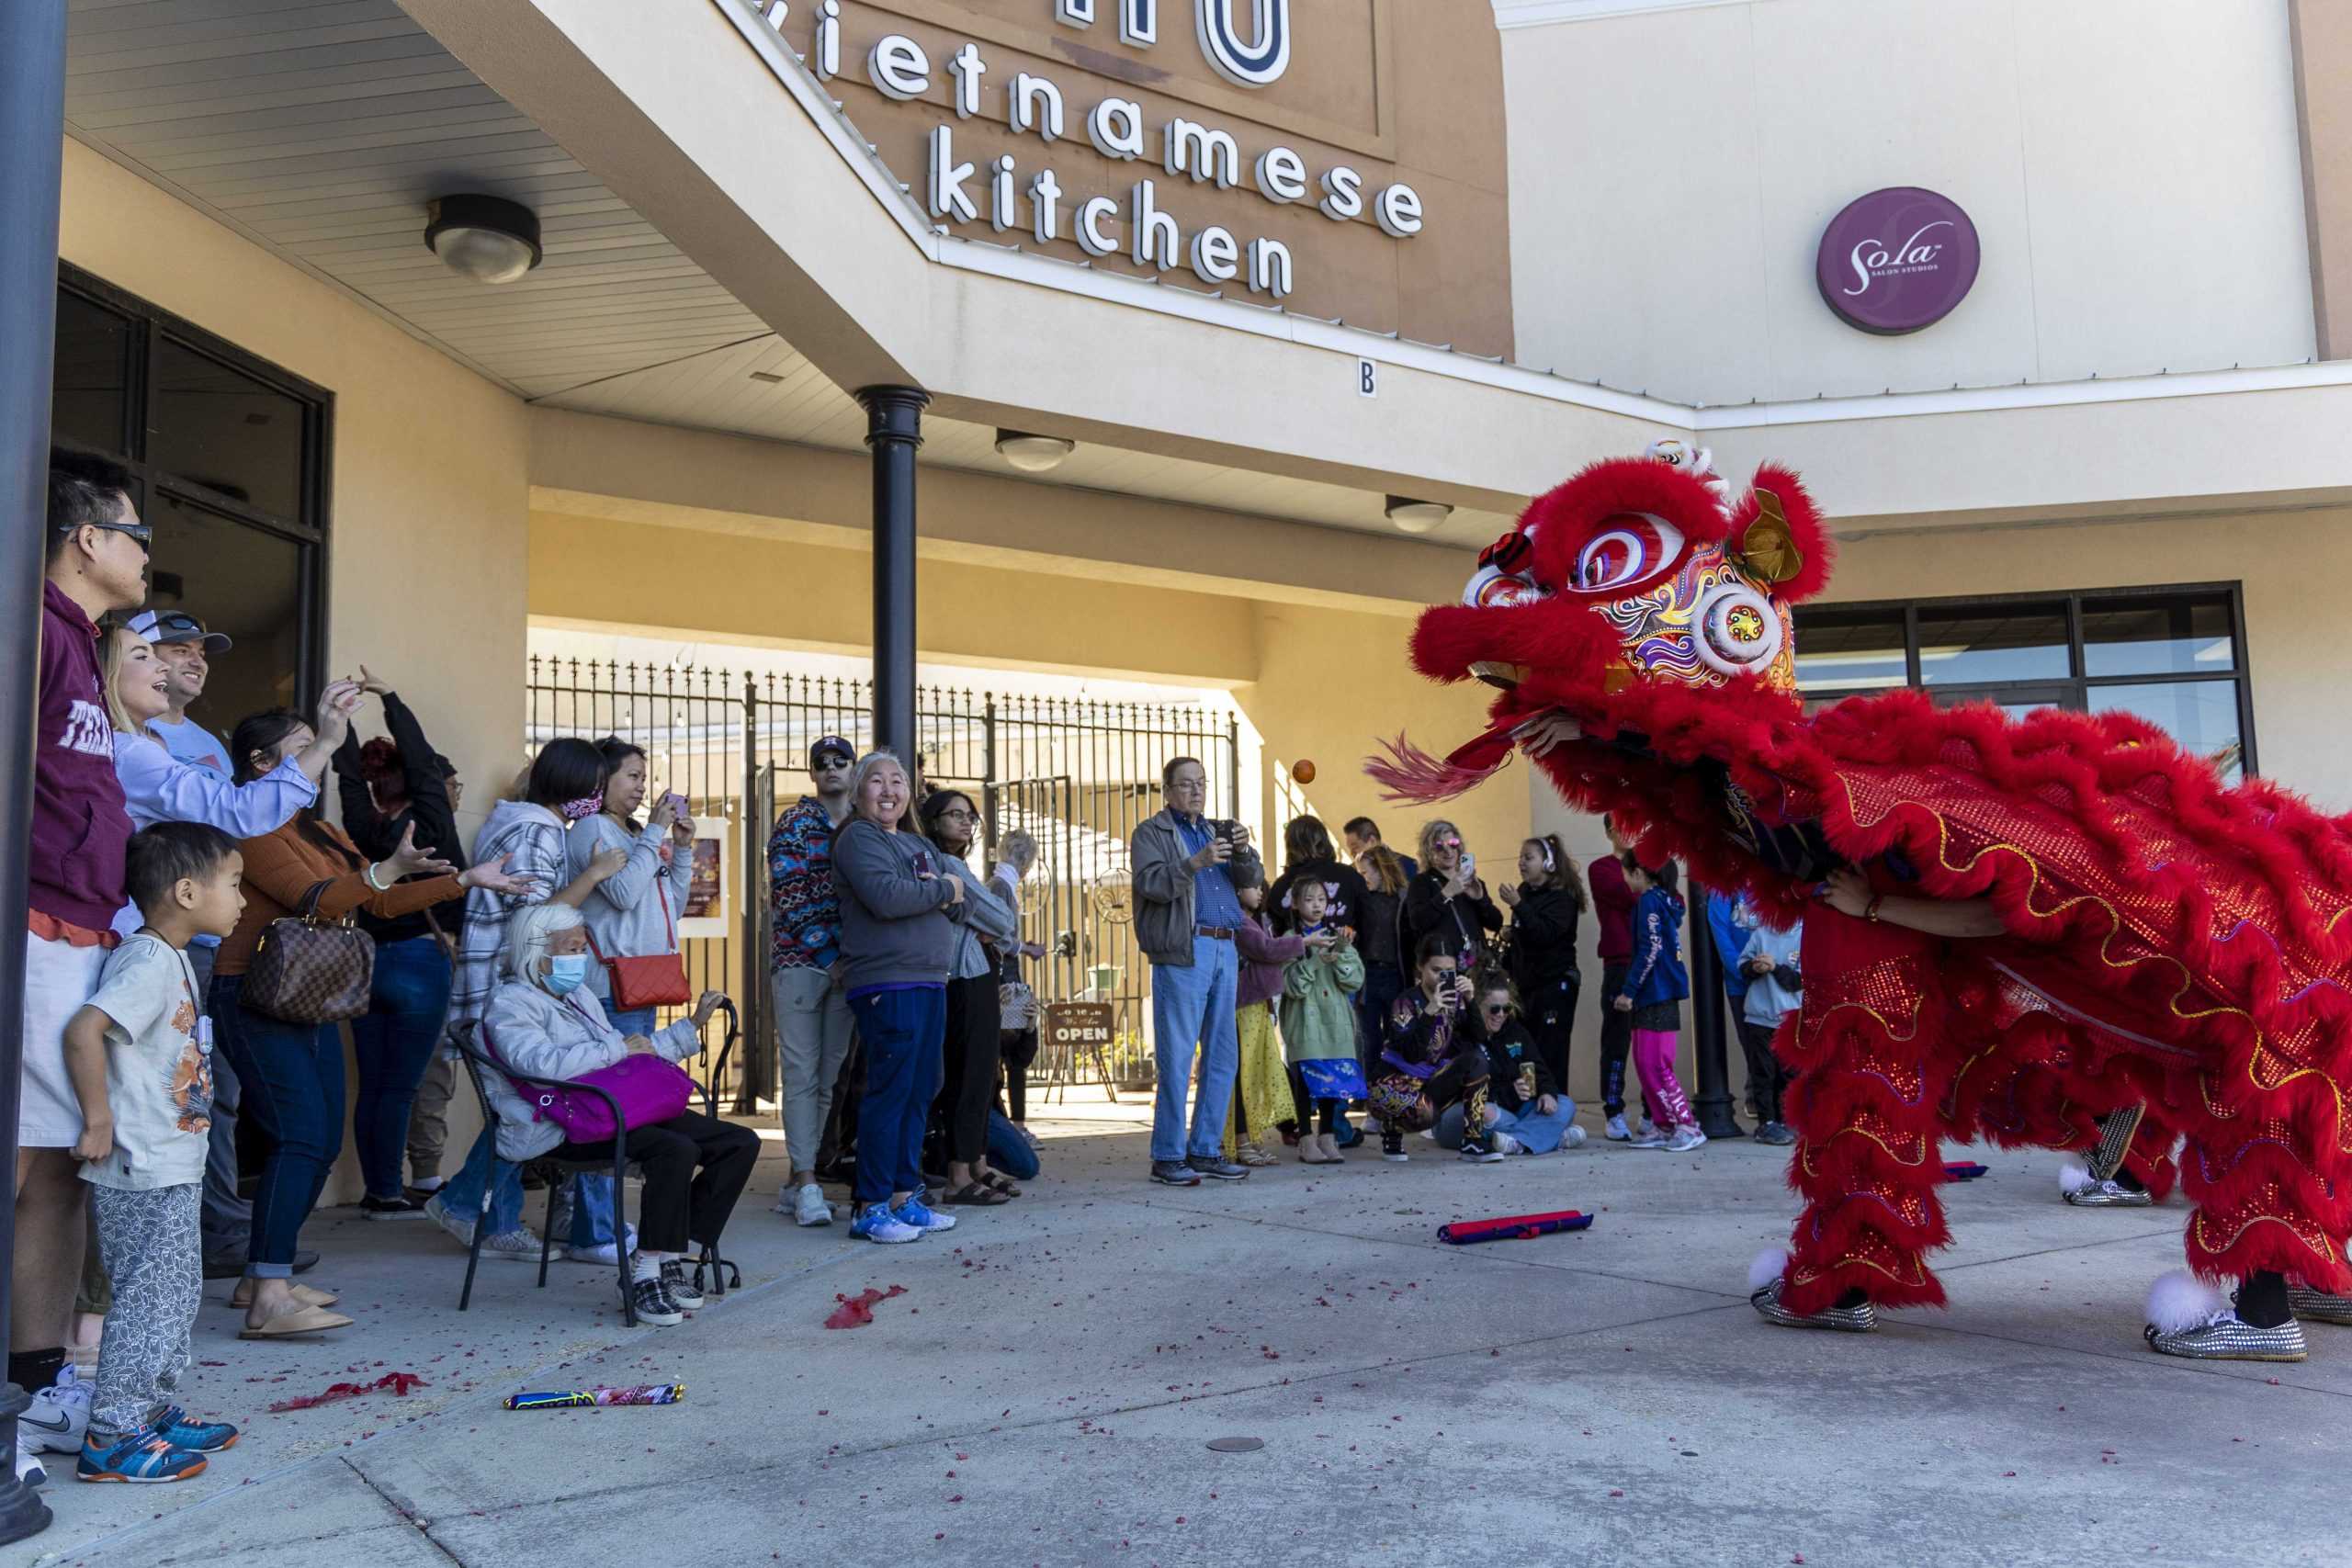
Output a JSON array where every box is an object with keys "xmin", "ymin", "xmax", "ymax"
[{"xmin": 15, "ymin": 451, "xmax": 151, "ymax": 1475}]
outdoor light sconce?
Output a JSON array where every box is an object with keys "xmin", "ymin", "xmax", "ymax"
[
  {"xmin": 1385, "ymin": 495, "xmax": 1453, "ymax": 534},
  {"xmin": 996, "ymin": 429, "xmax": 1077, "ymax": 472},
  {"xmin": 424, "ymin": 194, "xmax": 543, "ymax": 285}
]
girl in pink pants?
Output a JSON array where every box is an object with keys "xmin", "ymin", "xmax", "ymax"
[{"xmin": 1611, "ymin": 857, "xmax": 1705, "ymax": 1153}]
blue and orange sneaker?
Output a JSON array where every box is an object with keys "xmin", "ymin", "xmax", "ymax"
[
  {"xmin": 76, "ymin": 1428, "xmax": 207, "ymax": 1483},
  {"xmin": 152, "ymin": 1407, "xmax": 239, "ymax": 1452}
]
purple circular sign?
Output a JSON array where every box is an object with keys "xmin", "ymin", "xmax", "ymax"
[{"xmin": 1815, "ymin": 186, "xmax": 1980, "ymax": 334}]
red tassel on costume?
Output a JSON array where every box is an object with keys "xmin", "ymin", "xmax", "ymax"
[{"xmin": 1363, "ymin": 731, "xmax": 1509, "ymax": 805}]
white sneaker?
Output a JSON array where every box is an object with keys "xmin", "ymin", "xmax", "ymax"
[
  {"xmin": 1663, "ymin": 1125, "xmax": 1708, "ymax": 1153},
  {"xmin": 478, "ymin": 1226, "xmax": 543, "ymax": 1263},
  {"xmin": 793, "ymin": 1183, "xmax": 832, "ymax": 1227},
  {"xmin": 1490, "ymin": 1132, "xmax": 1524, "ymax": 1156},
  {"xmin": 424, "ymin": 1191, "xmax": 475, "ymax": 1248},
  {"xmin": 21, "ymin": 1367, "xmax": 88, "ymax": 1455},
  {"xmin": 1562, "ymin": 1124, "xmax": 1589, "ymax": 1150},
  {"xmin": 1604, "ymin": 1115, "xmax": 1631, "ymax": 1142},
  {"xmin": 12, "ymin": 1440, "xmax": 43, "ymax": 1489},
  {"xmin": 1629, "ymin": 1126, "xmax": 1670, "ymax": 1149},
  {"xmin": 1635, "ymin": 1118, "xmax": 1662, "ymax": 1142},
  {"xmin": 560, "ymin": 1221, "xmax": 638, "ymax": 1266}
]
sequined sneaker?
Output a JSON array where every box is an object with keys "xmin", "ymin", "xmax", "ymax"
[
  {"xmin": 1749, "ymin": 1277, "xmax": 1878, "ymax": 1333},
  {"xmin": 2144, "ymin": 1309, "xmax": 2306, "ymax": 1361},
  {"xmin": 2286, "ymin": 1285, "xmax": 2352, "ymax": 1325},
  {"xmin": 2064, "ymin": 1178, "xmax": 2154, "ymax": 1208}
]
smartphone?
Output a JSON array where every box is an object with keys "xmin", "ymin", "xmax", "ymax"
[
  {"xmin": 1461, "ymin": 851, "xmax": 1476, "ymax": 878},
  {"xmin": 662, "ymin": 791, "xmax": 687, "ymax": 816}
]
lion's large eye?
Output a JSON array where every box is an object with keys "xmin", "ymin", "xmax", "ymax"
[{"xmin": 1572, "ymin": 513, "xmax": 1685, "ymax": 593}]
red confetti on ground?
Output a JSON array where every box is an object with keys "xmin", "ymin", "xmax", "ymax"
[
  {"xmin": 824, "ymin": 1285, "xmax": 909, "ymax": 1329},
  {"xmin": 267, "ymin": 1371, "xmax": 425, "ymax": 1413}
]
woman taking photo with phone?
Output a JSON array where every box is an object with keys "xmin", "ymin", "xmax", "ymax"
[
  {"xmin": 569, "ymin": 738, "xmax": 695, "ymax": 1039},
  {"xmin": 1404, "ymin": 820, "xmax": 1501, "ymax": 972}
]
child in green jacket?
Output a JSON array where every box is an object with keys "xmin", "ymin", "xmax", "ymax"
[{"xmin": 1280, "ymin": 880, "xmax": 1366, "ymax": 1165}]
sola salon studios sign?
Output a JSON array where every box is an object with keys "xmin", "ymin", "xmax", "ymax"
[
  {"xmin": 1815, "ymin": 186, "xmax": 1980, "ymax": 334},
  {"xmin": 731, "ymin": 0, "xmax": 1431, "ymax": 306}
]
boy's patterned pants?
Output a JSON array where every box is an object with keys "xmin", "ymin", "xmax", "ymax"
[{"xmin": 90, "ymin": 1182, "xmax": 201, "ymax": 1440}]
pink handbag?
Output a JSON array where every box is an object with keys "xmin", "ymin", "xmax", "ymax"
[{"xmin": 485, "ymin": 1019, "xmax": 695, "ymax": 1145}]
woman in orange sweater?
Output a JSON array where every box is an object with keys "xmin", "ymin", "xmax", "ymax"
[{"xmin": 212, "ymin": 706, "xmax": 534, "ymax": 1337}]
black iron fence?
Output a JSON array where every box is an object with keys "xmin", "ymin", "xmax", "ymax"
[{"xmin": 525, "ymin": 656, "xmax": 1244, "ymax": 1105}]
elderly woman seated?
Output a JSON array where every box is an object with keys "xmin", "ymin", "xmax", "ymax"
[{"xmin": 481, "ymin": 903, "xmax": 758, "ymax": 1325}]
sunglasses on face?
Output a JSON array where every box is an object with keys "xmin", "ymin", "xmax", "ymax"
[
  {"xmin": 1480, "ymin": 1002, "xmax": 1510, "ymax": 1015},
  {"xmin": 66, "ymin": 519, "xmax": 152, "ymax": 549}
]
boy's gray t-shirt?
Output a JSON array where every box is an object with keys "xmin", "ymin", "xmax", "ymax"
[{"xmin": 80, "ymin": 933, "xmax": 213, "ymax": 1191}]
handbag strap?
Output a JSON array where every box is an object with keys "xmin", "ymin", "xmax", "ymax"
[
  {"xmin": 294, "ymin": 879, "xmax": 338, "ymax": 922},
  {"xmin": 582, "ymin": 865, "xmax": 678, "ymax": 963}
]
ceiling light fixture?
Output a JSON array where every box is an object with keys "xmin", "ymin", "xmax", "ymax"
[
  {"xmin": 1385, "ymin": 495, "xmax": 1453, "ymax": 535},
  {"xmin": 995, "ymin": 429, "xmax": 1076, "ymax": 473},
  {"xmin": 424, "ymin": 194, "xmax": 542, "ymax": 285}
]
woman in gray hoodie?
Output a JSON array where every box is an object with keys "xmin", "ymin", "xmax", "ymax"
[{"xmin": 831, "ymin": 751, "xmax": 962, "ymax": 1245}]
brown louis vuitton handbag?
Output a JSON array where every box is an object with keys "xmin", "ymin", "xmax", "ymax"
[{"xmin": 244, "ymin": 880, "xmax": 377, "ymax": 1024}]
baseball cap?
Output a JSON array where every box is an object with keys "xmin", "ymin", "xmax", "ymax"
[
  {"xmin": 808, "ymin": 736, "xmax": 856, "ymax": 769},
  {"xmin": 127, "ymin": 609, "xmax": 231, "ymax": 655}
]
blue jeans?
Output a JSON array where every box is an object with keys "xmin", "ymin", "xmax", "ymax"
[
  {"xmin": 349, "ymin": 936, "xmax": 453, "ymax": 1201},
  {"xmin": 1148, "ymin": 934, "xmax": 1239, "ymax": 1164},
  {"xmin": 210, "ymin": 975, "xmax": 340, "ymax": 1280},
  {"xmin": 850, "ymin": 986, "xmax": 945, "ymax": 1205},
  {"xmin": 987, "ymin": 1108, "xmax": 1040, "ymax": 1182},
  {"xmin": 1435, "ymin": 1099, "xmax": 1581, "ymax": 1154}
]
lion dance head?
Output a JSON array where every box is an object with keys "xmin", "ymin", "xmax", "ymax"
[{"xmin": 1368, "ymin": 442, "xmax": 1835, "ymax": 802}]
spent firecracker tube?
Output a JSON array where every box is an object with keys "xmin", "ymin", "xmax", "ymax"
[
  {"xmin": 504, "ymin": 1383, "xmax": 685, "ymax": 1410},
  {"xmin": 1435, "ymin": 1210, "xmax": 1592, "ymax": 1246}
]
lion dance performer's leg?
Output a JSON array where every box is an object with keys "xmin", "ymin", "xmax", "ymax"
[{"xmin": 1752, "ymin": 909, "xmax": 1961, "ymax": 1328}]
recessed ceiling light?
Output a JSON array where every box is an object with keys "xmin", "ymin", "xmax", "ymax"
[
  {"xmin": 424, "ymin": 194, "xmax": 541, "ymax": 284},
  {"xmin": 749, "ymin": 370, "xmax": 786, "ymax": 384},
  {"xmin": 1385, "ymin": 495, "xmax": 1453, "ymax": 534},
  {"xmin": 996, "ymin": 429, "xmax": 1076, "ymax": 473}
]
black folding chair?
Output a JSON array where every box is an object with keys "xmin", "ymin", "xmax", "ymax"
[
  {"xmin": 692, "ymin": 998, "xmax": 744, "ymax": 1302},
  {"xmin": 451, "ymin": 1021, "xmax": 639, "ymax": 1327}
]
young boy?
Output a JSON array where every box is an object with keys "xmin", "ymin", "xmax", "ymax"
[{"xmin": 61, "ymin": 822, "xmax": 246, "ymax": 1482}]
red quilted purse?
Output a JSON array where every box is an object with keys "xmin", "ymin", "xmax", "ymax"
[{"xmin": 585, "ymin": 879, "xmax": 692, "ymax": 1010}]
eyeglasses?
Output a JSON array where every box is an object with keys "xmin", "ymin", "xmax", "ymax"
[{"xmin": 935, "ymin": 807, "xmax": 976, "ymax": 822}]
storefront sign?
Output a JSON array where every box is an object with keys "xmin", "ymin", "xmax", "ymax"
[
  {"xmin": 1815, "ymin": 186, "xmax": 1980, "ymax": 334},
  {"xmin": 721, "ymin": 0, "xmax": 1516, "ymax": 353}
]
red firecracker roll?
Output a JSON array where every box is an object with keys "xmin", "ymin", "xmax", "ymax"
[{"xmin": 1436, "ymin": 1210, "xmax": 1592, "ymax": 1246}]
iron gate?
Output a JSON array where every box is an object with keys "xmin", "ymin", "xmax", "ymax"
[{"xmin": 525, "ymin": 657, "xmax": 1245, "ymax": 1106}]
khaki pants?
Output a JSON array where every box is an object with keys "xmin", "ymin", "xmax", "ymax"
[
  {"xmin": 404, "ymin": 1046, "xmax": 459, "ymax": 1183},
  {"xmin": 773, "ymin": 965, "xmax": 854, "ymax": 1179}
]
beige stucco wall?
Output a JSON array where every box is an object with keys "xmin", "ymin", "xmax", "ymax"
[
  {"xmin": 60, "ymin": 137, "xmax": 532, "ymax": 1200},
  {"xmin": 1503, "ymin": 0, "xmax": 2316, "ymax": 405}
]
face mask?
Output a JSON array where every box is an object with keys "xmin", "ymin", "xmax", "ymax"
[
  {"xmin": 560, "ymin": 794, "xmax": 604, "ymax": 821},
  {"xmin": 543, "ymin": 953, "xmax": 591, "ymax": 996}
]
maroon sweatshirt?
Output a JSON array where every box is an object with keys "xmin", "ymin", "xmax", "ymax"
[
  {"xmin": 1589, "ymin": 852, "xmax": 1635, "ymax": 965},
  {"xmin": 32, "ymin": 581, "xmax": 130, "ymax": 932},
  {"xmin": 1235, "ymin": 911, "xmax": 1307, "ymax": 1010}
]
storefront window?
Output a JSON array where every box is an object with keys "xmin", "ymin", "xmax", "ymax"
[
  {"xmin": 1795, "ymin": 585, "xmax": 2253, "ymax": 779},
  {"xmin": 48, "ymin": 264, "xmax": 328, "ymax": 735}
]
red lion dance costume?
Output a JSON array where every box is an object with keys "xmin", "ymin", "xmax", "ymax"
[{"xmin": 1371, "ymin": 444, "xmax": 2352, "ymax": 1359}]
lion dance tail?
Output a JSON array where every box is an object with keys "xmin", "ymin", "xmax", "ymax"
[{"xmin": 1363, "ymin": 731, "xmax": 1510, "ymax": 807}]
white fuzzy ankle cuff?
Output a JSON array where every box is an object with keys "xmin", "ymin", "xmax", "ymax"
[{"xmin": 2144, "ymin": 1269, "xmax": 2226, "ymax": 1333}]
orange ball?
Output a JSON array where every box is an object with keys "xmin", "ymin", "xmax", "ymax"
[{"xmin": 1293, "ymin": 759, "xmax": 1317, "ymax": 784}]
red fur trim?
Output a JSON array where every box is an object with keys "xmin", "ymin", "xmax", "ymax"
[
  {"xmin": 1728, "ymin": 463, "xmax": 1835, "ymax": 604},
  {"xmin": 1514, "ymin": 457, "xmax": 1734, "ymax": 593}
]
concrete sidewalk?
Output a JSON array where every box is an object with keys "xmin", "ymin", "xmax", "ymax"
[{"xmin": 20, "ymin": 1101, "xmax": 2349, "ymax": 1568}]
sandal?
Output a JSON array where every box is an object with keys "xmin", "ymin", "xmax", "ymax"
[
  {"xmin": 942, "ymin": 1182, "xmax": 1011, "ymax": 1207},
  {"xmin": 979, "ymin": 1171, "xmax": 1023, "ymax": 1197},
  {"xmin": 236, "ymin": 1303, "xmax": 354, "ymax": 1340},
  {"xmin": 229, "ymin": 1281, "xmax": 339, "ymax": 1311}
]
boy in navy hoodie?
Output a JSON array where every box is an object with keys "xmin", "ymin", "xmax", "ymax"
[{"xmin": 1611, "ymin": 856, "xmax": 1704, "ymax": 1153}]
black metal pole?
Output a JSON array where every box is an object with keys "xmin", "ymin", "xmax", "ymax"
[
  {"xmin": 855, "ymin": 385, "xmax": 927, "ymax": 766},
  {"xmin": 0, "ymin": 0, "xmax": 66, "ymax": 1542},
  {"xmin": 1687, "ymin": 882, "xmax": 1745, "ymax": 1140}
]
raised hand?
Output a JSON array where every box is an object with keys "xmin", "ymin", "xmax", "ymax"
[
  {"xmin": 458, "ymin": 852, "xmax": 539, "ymax": 897},
  {"xmin": 312, "ymin": 679, "xmax": 363, "ymax": 747},
  {"xmin": 1516, "ymin": 711, "xmax": 1583, "ymax": 759},
  {"xmin": 589, "ymin": 844, "xmax": 629, "ymax": 882},
  {"xmin": 386, "ymin": 820, "xmax": 456, "ymax": 879},
  {"xmin": 356, "ymin": 665, "xmax": 394, "ymax": 697}
]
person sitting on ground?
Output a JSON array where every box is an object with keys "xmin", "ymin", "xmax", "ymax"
[
  {"xmin": 832, "ymin": 750, "xmax": 962, "ymax": 1245},
  {"xmin": 214, "ymin": 707, "xmax": 537, "ymax": 1337},
  {"xmin": 915, "ymin": 789, "xmax": 1022, "ymax": 1207},
  {"xmin": 1613, "ymin": 856, "xmax": 1705, "ymax": 1154},
  {"xmin": 59, "ymin": 823, "xmax": 247, "ymax": 1482},
  {"xmin": 1278, "ymin": 879, "xmax": 1364, "ymax": 1166},
  {"xmin": 1227, "ymin": 875, "xmax": 1307, "ymax": 1168},
  {"xmin": 1434, "ymin": 976, "xmax": 1586, "ymax": 1156},
  {"xmin": 1734, "ymin": 901, "xmax": 1801, "ymax": 1146},
  {"xmin": 1372, "ymin": 934, "xmax": 1498, "ymax": 1165},
  {"xmin": 1498, "ymin": 833, "xmax": 1585, "ymax": 1095},
  {"xmin": 1405, "ymin": 819, "xmax": 1502, "ymax": 971},
  {"xmin": 480, "ymin": 904, "xmax": 751, "ymax": 1326},
  {"xmin": 331, "ymin": 671, "xmax": 468, "ymax": 1223}
]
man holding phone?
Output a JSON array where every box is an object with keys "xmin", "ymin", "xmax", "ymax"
[{"xmin": 1131, "ymin": 758, "xmax": 1261, "ymax": 1186}]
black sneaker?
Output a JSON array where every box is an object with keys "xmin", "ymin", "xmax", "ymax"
[
  {"xmin": 1380, "ymin": 1125, "xmax": 1408, "ymax": 1163},
  {"xmin": 360, "ymin": 1194, "xmax": 426, "ymax": 1221},
  {"xmin": 1149, "ymin": 1159, "xmax": 1203, "ymax": 1186},
  {"xmin": 625, "ymin": 1273, "xmax": 684, "ymax": 1326},
  {"xmin": 661, "ymin": 1259, "xmax": 706, "ymax": 1310},
  {"xmin": 1186, "ymin": 1155, "xmax": 1250, "ymax": 1181}
]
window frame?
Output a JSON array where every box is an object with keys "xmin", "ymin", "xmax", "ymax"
[
  {"xmin": 50, "ymin": 260, "xmax": 334, "ymax": 705},
  {"xmin": 1796, "ymin": 581, "xmax": 2256, "ymax": 776}
]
